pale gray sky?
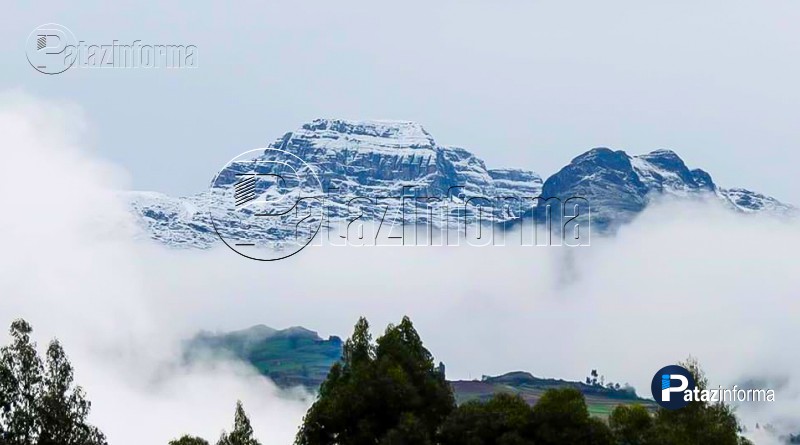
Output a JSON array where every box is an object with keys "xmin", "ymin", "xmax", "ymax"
[{"xmin": 3, "ymin": 0, "xmax": 798, "ymax": 201}]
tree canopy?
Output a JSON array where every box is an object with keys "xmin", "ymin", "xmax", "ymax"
[
  {"xmin": 169, "ymin": 435, "xmax": 210, "ymax": 445},
  {"xmin": 295, "ymin": 317, "xmax": 755, "ymax": 445},
  {"xmin": 2, "ymin": 317, "xmax": 754, "ymax": 445},
  {"xmin": 439, "ymin": 393, "xmax": 535, "ymax": 445},
  {"xmin": 648, "ymin": 357, "xmax": 752, "ymax": 445},
  {"xmin": 296, "ymin": 316, "xmax": 455, "ymax": 445},
  {"xmin": 0, "ymin": 319, "xmax": 107, "ymax": 445},
  {"xmin": 216, "ymin": 400, "xmax": 261, "ymax": 445}
]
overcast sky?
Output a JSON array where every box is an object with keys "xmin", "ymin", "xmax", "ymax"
[{"xmin": 2, "ymin": 0, "xmax": 798, "ymax": 201}]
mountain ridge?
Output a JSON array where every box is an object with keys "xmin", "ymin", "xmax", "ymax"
[{"xmin": 128, "ymin": 119, "xmax": 795, "ymax": 247}]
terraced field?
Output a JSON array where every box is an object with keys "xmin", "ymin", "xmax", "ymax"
[{"xmin": 451, "ymin": 374, "xmax": 656, "ymax": 417}]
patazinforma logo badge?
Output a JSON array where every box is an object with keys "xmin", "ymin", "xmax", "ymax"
[{"xmin": 651, "ymin": 365, "xmax": 697, "ymax": 410}]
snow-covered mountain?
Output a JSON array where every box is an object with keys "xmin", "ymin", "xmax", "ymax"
[
  {"xmin": 127, "ymin": 119, "xmax": 795, "ymax": 247},
  {"xmin": 537, "ymin": 147, "xmax": 796, "ymax": 229},
  {"xmin": 127, "ymin": 119, "xmax": 543, "ymax": 248}
]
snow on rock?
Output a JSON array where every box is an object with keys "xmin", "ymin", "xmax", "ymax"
[{"xmin": 127, "ymin": 121, "xmax": 794, "ymax": 246}]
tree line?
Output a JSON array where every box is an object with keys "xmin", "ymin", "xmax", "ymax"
[
  {"xmin": 0, "ymin": 320, "xmax": 264, "ymax": 445},
  {"xmin": 1, "ymin": 318, "xmax": 754, "ymax": 444},
  {"xmin": 293, "ymin": 316, "xmax": 754, "ymax": 445},
  {"xmin": 0, "ymin": 320, "xmax": 105, "ymax": 445}
]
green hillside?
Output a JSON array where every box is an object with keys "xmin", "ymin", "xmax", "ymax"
[
  {"xmin": 185, "ymin": 325, "xmax": 656, "ymax": 414},
  {"xmin": 185, "ymin": 324, "xmax": 343, "ymax": 388},
  {"xmin": 451, "ymin": 372, "xmax": 655, "ymax": 417}
]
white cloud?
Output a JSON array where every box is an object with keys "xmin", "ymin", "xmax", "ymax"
[
  {"xmin": 0, "ymin": 92, "xmax": 310, "ymax": 445},
  {"xmin": 0, "ymin": 93, "xmax": 797, "ymax": 443}
]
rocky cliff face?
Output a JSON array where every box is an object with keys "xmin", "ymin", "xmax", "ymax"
[
  {"xmin": 537, "ymin": 147, "xmax": 795, "ymax": 230},
  {"xmin": 127, "ymin": 119, "xmax": 794, "ymax": 247},
  {"xmin": 127, "ymin": 119, "xmax": 543, "ymax": 247}
]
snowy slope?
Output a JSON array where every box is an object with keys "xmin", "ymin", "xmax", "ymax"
[
  {"xmin": 128, "ymin": 121, "xmax": 795, "ymax": 247},
  {"xmin": 128, "ymin": 119, "xmax": 543, "ymax": 247},
  {"xmin": 538, "ymin": 147, "xmax": 796, "ymax": 230}
]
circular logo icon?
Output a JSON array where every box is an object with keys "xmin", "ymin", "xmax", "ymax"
[
  {"xmin": 26, "ymin": 23, "xmax": 78, "ymax": 75},
  {"xmin": 651, "ymin": 365, "xmax": 696, "ymax": 410},
  {"xmin": 208, "ymin": 148, "xmax": 324, "ymax": 261}
]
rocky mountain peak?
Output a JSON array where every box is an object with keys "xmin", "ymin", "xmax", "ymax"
[{"xmin": 127, "ymin": 121, "xmax": 795, "ymax": 246}]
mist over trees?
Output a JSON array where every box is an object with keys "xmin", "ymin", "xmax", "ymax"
[
  {"xmin": 0, "ymin": 319, "xmax": 106, "ymax": 445},
  {"xmin": 168, "ymin": 400, "xmax": 262, "ymax": 445},
  {"xmin": 216, "ymin": 401, "xmax": 261, "ymax": 445},
  {"xmin": 1, "ymin": 318, "xmax": 755, "ymax": 445}
]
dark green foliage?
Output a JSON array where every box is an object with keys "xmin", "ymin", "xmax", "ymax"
[
  {"xmin": 609, "ymin": 405, "xmax": 653, "ymax": 445},
  {"xmin": 649, "ymin": 358, "xmax": 752, "ymax": 445},
  {"xmin": 0, "ymin": 320, "xmax": 41, "ymax": 445},
  {"xmin": 186, "ymin": 326, "xmax": 342, "ymax": 389},
  {"xmin": 379, "ymin": 413, "xmax": 433, "ymax": 445},
  {"xmin": 439, "ymin": 393, "xmax": 535, "ymax": 445},
  {"xmin": 0, "ymin": 319, "xmax": 106, "ymax": 445},
  {"xmin": 216, "ymin": 401, "xmax": 261, "ymax": 445},
  {"xmin": 607, "ymin": 357, "xmax": 753, "ymax": 445},
  {"xmin": 587, "ymin": 417, "xmax": 615, "ymax": 445},
  {"xmin": 169, "ymin": 435, "xmax": 210, "ymax": 445},
  {"xmin": 651, "ymin": 403, "xmax": 749, "ymax": 445},
  {"xmin": 295, "ymin": 317, "xmax": 456, "ymax": 445},
  {"xmin": 441, "ymin": 389, "xmax": 615, "ymax": 445},
  {"xmin": 531, "ymin": 388, "xmax": 613, "ymax": 445},
  {"xmin": 37, "ymin": 340, "xmax": 106, "ymax": 445},
  {"xmin": 295, "ymin": 320, "xmax": 754, "ymax": 445}
]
